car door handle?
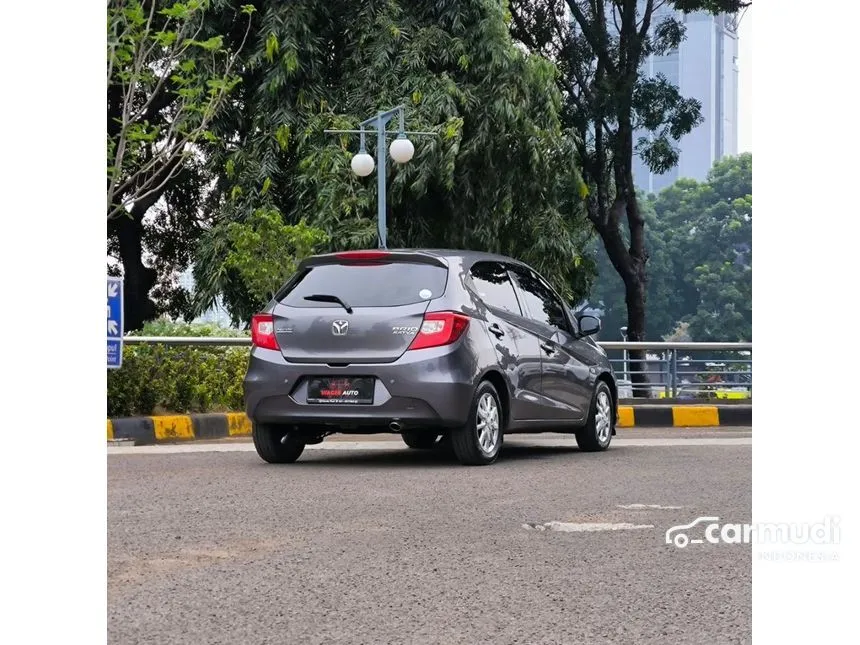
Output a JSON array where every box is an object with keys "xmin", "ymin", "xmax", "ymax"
[
  {"xmin": 488, "ymin": 323, "xmax": 505, "ymax": 338},
  {"xmin": 540, "ymin": 342, "xmax": 556, "ymax": 356}
]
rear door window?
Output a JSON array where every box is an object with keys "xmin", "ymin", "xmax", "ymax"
[
  {"xmin": 281, "ymin": 262, "xmax": 448, "ymax": 308},
  {"xmin": 469, "ymin": 262, "xmax": 522, "ymax": 315},
  {"xmin": 508, "ymin": 266, "xmax": 572, "ymax": 333}
]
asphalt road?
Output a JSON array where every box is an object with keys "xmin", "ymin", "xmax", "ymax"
[{"xmin": 108, "ymin": 428, "xmax": 751, "ymax": 645}]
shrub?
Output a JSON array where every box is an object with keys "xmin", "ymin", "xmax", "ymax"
[{"xmin": 107, "ymin": 320, "xmax": 250, "ymax": 417}]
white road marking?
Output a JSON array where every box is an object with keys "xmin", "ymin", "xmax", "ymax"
[
  {"xmin": 617, "ymin": 504, "xmax": 684, "ymax": 510},
  {"xmin": 606, "ymin": 438, "xmax": 751, "ymax": 446},
  {"xmin": 523, "ymin": 522, "xmax": 655, "ymax": 532},
  {"xmin": 106, "ymin": 436, "xmax": 751, "ymax": 456}
]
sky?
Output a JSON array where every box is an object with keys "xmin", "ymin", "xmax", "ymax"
[{"xmin": 737, "ymin": 5, "xmax": 752, "ymax": 153}]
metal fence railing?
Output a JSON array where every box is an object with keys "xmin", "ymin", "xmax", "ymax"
[
  {"xmin": 598, "ymin": 342, "xmax": 752, "ymax": 399},
  {"xmin": 122, "ymin": 337, "xmax": 752, "ymax": 400}
]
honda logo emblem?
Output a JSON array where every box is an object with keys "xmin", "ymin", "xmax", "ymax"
[{"xmin": 331, "ymin": 320, "xmax": 349, "ymax": 336}]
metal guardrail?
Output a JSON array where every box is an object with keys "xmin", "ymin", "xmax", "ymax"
[
  {"xmin": 603, "ymin": 342, "xmax": 751, "ymax": 399},
  {"xmin": 123, "ymin": 336, "xmax": 252, "ymax": 346},
  {"xmin": 598, "ymin": 342, "xmax": 751, "ymax": 351},
  {"xmin": 121, "ymin": 337, "xmax": 752, "ymax": 399}
]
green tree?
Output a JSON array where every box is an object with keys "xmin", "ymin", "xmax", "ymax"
[
  {"xmin": 192, "ymin": 0, "xmax": 593, "ymax": 323},
  {"xmin": 508, "ymin": 0, "xmax": 749, "ymax": 393},
  {"xmin": 224, "ymin": 208, "xmax": 329, "ymax": 305},
  {"xmin": 588, "ymin": 195, "xmax": 681, "ymax": 340},
  {"xmin": 590, "ymin": 153, "xmax": 752, "ymax": 342},
  {"xmin": 107, "ymin": 0, "xmax": 253, "ymax": 330},
  {"xmin": 655, "ymin": 154, "xmax": 752, "ymax": 341}
]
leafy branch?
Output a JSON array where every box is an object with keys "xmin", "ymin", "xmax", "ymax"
[
  {"xmin": 106, "ymin": 0, "xmax": 256, "ymax": 220},
  {"xmin": 224, "ymin": 208, "xmax": 330, "ymax": 306}
]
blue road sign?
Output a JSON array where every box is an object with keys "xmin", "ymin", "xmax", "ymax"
[{"xmin": 107, "ymin": 277, "xmax": 124, "ymax": 369}]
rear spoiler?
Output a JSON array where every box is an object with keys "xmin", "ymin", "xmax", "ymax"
[
  {"xmin": 270, "ymin": 250, "xmax": 450, "ymax": 305},
  {"xmin": 298, "ymin": 250, "xmax": 449, "ymax": 270}
]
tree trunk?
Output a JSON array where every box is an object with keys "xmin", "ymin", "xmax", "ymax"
[
  {"xmin": 111, "ymin": 213, "xmax": 157, "ymax": 332},
  {"xmin": 609, "ymin": 82, "xmax": 650, "ymax": 396},
  {"xmin": 107, "ymin": 153, "xmax": 182, "ymax": 331},
  {"xmin": 620, "ymin": 166, "xmax": 650, "ymax": 396}
]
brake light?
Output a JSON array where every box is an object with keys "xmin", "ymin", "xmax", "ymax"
[
  {"xmin": 251, "ymin": 313, "xmax": 279, "ymax": 350},
  {"xmin": 335, "ymin": 250, "xmax": 390, "ymax": 262},
  {"xmin": 407, "ymin": 312, "xmax": 470, "ymax": 351}
]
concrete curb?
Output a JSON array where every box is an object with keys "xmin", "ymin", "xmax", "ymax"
[
  {"xmin": 107, "ymin": 405, "xmax": 751, "ymax": 444},
  {"xmin": 107, "ymin": 413, "xmax": 251, "ymax": 444},
  {"xmin": 616, "ymin": 405, "xmax": 751, "ymax": 428}
]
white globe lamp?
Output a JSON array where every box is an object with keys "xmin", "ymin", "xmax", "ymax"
[
  {"xmin": 389, "ymin": 136, "xmax": 415, "ymax": 164},
  {"xmin": 351, "ymin": 152, "xmax": 375, "ymax": 177}
]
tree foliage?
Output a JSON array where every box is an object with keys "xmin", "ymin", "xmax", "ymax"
[
  {"xmin": 192, "ymin": 0, "xmax": 594, "ymax": 323},
  {"xmin": 669, "ymin": 154, "xmax": 752, "ymax": 341},
  {"xmin": 589, "ymin": 153, "xmax": 752, "ymax": 342}
]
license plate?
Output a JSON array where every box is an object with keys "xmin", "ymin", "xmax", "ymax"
[{"xmin": 306, "ymin": 376, "xmax": 375, "ymax": 405}]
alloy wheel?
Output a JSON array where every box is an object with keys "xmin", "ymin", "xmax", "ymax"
[
  {"xmin": 595, "ymin": 390, "xmax": 612, "ymax": 444},
  {"xmin": 476, "ymin": 392, "xmax": 500, "ymax": 454}
]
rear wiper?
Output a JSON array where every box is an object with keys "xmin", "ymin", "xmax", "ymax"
[{"xmin": 303, "ymin": 293, "xmax": 353, "ymax": 313}]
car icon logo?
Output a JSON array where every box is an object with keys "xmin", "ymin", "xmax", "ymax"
[
  {"xmin": 331, "ymin": 320, "xmax": 349, "ymax": 336},
  {"xmin": 665, "ymin": 516, "xmax": 721, "ymax": 548}
]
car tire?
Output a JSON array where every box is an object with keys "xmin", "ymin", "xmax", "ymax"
[
  {"xmin": 252, "ymin": 422, "xmax": 306, "ymax": 463},
  {"xmin": 575, "ymin": 381, "xmax": 614, "ymax": 452},
  {"xmin": 451, "ymin": 380, "xmax": 504, "ymax": 466},
  {"xmin": 401, "ymin": 431, "xmax": 442, "ymax": 450}
]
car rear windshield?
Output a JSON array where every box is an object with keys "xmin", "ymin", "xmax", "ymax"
[{"xmin": 281, "ymin": 262, "xmax": 448, "ymax": 308}]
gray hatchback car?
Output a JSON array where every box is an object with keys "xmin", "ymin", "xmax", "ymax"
[{"xmin": 244, "ymin": 249, "xmax": 617, "ymax": 466}]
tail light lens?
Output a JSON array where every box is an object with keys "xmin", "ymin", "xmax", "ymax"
[
  {"xmin": 407, "ymin": 312, "xmax": 470, "ymax": 351},
  {"xmin": 251, "ymin": 313, "xmax": 279, "ymax": 350}
]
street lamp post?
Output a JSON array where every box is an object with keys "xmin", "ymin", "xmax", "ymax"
[
  {"xmin": 620, "ymin": 326, "xmax": 629, "ymax": 381},
  {"xmin": 325, "ymin": 106, "xmax": 436, "ymax": 249}
]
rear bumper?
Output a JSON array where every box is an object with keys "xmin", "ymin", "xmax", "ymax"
[{"xmin": 243, "ymin": 345, "xmax": 477, "ymax": 431}]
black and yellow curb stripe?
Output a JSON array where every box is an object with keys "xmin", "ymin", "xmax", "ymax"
[
  {"xmin": 107, "ymin": 413, "xmax": 252, "ymax": 444},
  {"xmin": 107, "ymin": 405, "xmax": 750, "ymax": 443},
  {"xmin": 616, "ymin": 405, "xmax": 751, "ymax": 428}
]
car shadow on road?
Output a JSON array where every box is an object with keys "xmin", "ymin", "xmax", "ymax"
[{"xmin": 279, "ymin": 442, "xmax": 595, "ymax": 469}]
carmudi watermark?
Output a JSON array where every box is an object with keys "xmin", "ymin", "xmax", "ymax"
[{"xmin": 665, "ymin": 516, "xmax": 840, "ymax": 561}]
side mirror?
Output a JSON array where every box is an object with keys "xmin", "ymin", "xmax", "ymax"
[{"xmin": 577, "ymin": 314, "xmax": 601, "ymax": 337}]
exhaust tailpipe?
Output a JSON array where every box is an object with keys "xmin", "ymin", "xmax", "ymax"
[{"xmin": 389, "ymin": 421, "xmax": 402, "ymax": 432}]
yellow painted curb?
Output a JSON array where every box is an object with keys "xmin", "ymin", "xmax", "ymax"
[
  {"xmin": 227, "ymin": 412, "xmax": 252, "ymax": 436},
  {"xmin": 107, "ymin": 419, "xmax": 114, "ymax": 441},
  {"xmin": 672, "ymin": 406, "xmax": 720, "ymax": 427},
  {"xmin": 152, "ymin": 415, "xmax": 195, "ymax": 441},
  {"xmin": 617, "ymin": 406, "xmax": 635, "ymax": 428}
]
